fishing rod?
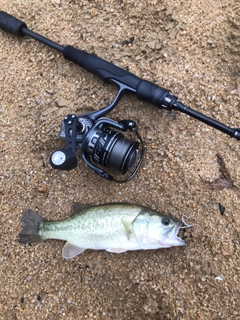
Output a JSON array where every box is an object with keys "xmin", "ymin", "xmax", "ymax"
[{"xmin": 0, "ymin": 11, "xmax": 239, "ymax": 181}]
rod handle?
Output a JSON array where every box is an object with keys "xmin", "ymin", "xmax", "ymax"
[
  {"xmin": 0, "ymin": 11, "xmax": 27, "ymax": 36},
  {"xmin": 63, "ymin": 45, "xmax": 176, "ymax": 108},
  {"xmin": 63, "ymin": 45, "xmax": 140, "ymax": 87}
]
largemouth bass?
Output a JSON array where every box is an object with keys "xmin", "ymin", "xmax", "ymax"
[{"xmin": 19, "ymin": 202, "xmax": 186, "ymax": 259}]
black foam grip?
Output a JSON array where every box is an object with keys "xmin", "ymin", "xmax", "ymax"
[
  {"xmin": 0, "ymin": 11, "xmax": 27, "ymax": 36},
  {"xmin": 63, "ymin": 45, "xmax": 141, "ymax": 88},
  {"xmin": 63, "ymin": 45, "xmax": 170, "ymax": 108},
  {"xmin": 136, "ymin": 80, "xmax": 169, "ymax": 108}
]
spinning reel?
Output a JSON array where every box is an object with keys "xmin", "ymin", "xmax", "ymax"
[{"xmin": 49, "ymin": 81, "xmax": 144, "ymax": 182}]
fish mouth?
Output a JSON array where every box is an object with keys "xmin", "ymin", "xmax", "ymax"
[{"xmin": 171, "ymin": 221, "xmax": 187, "ymax": 245}]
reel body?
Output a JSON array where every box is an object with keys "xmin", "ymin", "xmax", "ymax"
[{"xmin": 50, "ymin": 84, "xmax": 144, "ymax": 182}]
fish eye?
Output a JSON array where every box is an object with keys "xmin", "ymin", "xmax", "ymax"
[{"xmin": 161, "ymin": 217, "xmax": 171, "ymax": 226}]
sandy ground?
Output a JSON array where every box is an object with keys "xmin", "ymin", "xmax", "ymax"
[{"xmin": 0, "ymin": 0, "xmax": 240, "ymax": 319}]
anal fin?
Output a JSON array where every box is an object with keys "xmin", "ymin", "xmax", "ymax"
[{"xmin": 62, "ymin": 242, "xmax": 85, "ymax": 259}]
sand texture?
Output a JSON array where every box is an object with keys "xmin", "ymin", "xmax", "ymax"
[{"xmin": 0, "ymin": 0, "xmax": 240, "ymax": 319}]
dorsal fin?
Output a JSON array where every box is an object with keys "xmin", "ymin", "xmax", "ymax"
[{"xmin": 71, "ymin": 202, "xmax": 93, "ymax": 214}]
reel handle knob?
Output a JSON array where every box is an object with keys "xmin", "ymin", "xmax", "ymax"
[{"xmin": 50, "ymin": 149, "xmax": 77, "ymax": 170}]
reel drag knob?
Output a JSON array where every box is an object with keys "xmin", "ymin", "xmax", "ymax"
[{"xmin": 50, "ymin": 149, "xmax": 77, "ymax": 170}]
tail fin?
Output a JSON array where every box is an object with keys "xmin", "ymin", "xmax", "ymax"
[{"xmin": 19, "ymin": 209, "xmax": 45, "ymax": 244}]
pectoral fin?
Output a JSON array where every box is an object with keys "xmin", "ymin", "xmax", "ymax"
[
  {"xmin": 106, "ymin": 248, "xmax": 128, "ymax": 253},
  {"xmin": 62, "ymin": 242, "xmax": 85, "ymax": 259},
  {"xmin": 121, "ymin": 217, "xmax": 133, "ymax": 240}
]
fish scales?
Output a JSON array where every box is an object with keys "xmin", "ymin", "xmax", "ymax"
[
  {"xmin": 19, "ymin": 202, "xmax": 187, "ymax": 259},
  {"xmin": 40, "ymin": 205, "xmax": 138, "ymax": 249}
]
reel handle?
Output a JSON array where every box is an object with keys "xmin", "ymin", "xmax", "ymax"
[{"xmin": 49, "ymin": 114, "xmax": 78, "ymax": 171}]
